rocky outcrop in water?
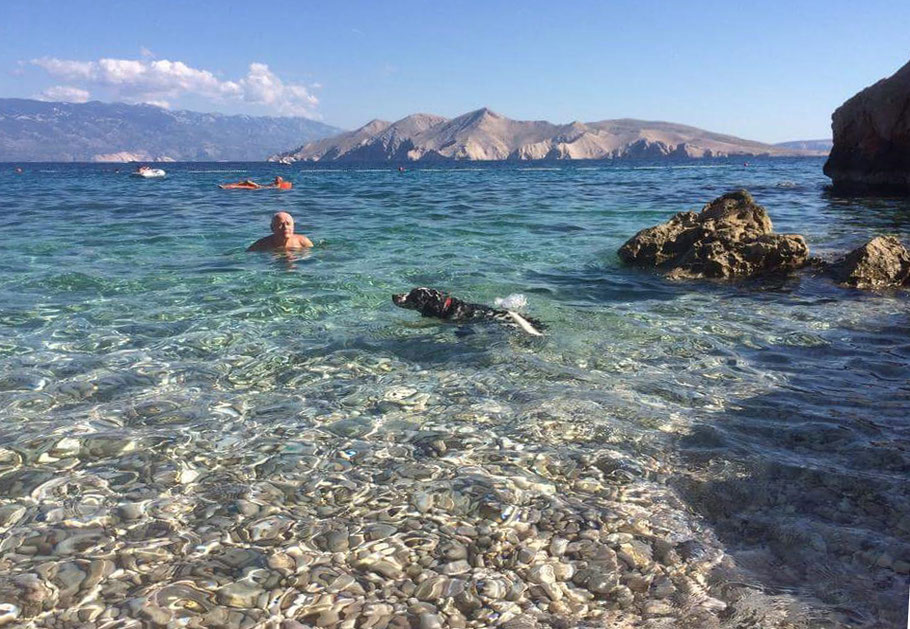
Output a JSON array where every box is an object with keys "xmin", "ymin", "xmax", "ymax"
[
  {"xmin": 618, "ymin": 190, "xmax": 809, "ymax": 279},
  {"xmin": 832, "ymin": 236, "xmax": 910, "ymax": 288},
  {"xmin": 823, "ymin": 60, "xmax": 910, "ymax": 192}
]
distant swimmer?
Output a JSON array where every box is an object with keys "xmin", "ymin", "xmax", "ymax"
[
  {"xmin": 247, "ymin": 211, "xmax": 313, "ymax": 251},
  {"xmin": 271, "ymin": 176, "xmax": 292, "ymax": 189},
  {"xmin": 14, "ymin": 167, "xmax": 23, "ymax": 174},
  {"xmin": 398, "ymin": 166, "xmax": 406, "ymax": 173},
  {"xmin": 221, "ymin": 176, "xmax": 292, "ymax": 190}
]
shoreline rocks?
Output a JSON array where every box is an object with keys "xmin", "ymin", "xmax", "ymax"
[
  {"xmin": 823, "ymin": 59, "xmax": 910, "ymax": 194},
  {"xmin": 619, "ymin": 191, "xmax": 910, "ymax": 292},
  {"xmin": 831, "ymin": 235, "xmax": 910, "ymax": 289},
  {"xmin": 618, "ymin": 190, "xmax": 809, "ymax": 279}
]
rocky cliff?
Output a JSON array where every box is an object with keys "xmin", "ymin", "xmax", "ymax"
[
  {"xmin": 272, "ymin": 108, "xmax": 814, "ymax": 163},
  {"xmin": 823, "ymin": 60, "xmax": 910, "ymax": 192},
  {"xmin": 0, "ymin": 99, "xmax": 342, "ymax": 162}
]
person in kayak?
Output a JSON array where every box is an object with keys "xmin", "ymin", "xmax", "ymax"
[
  {"xmin": 269, "ymin": 176, "xmax": 292, "ymax": 190},
  {"xmin": 247, "ymin": 211, "xmax": 313, "ymax": 251}
]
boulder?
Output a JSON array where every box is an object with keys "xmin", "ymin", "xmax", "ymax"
[
  {"xmin": 823, "ymin": 60, "xmax": 910, "ymax": 193},
  {"xmin": 833, "ymin": 236, "xmax": 910, "ymax": 288},
  {"xmin": 618, "ymin": 190, "xmax": 809, "ymax": 279}
]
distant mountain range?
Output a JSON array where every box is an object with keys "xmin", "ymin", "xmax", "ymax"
[
  {"xmin": 271, "ymin": 108, "xmax": 826, "ymax": 163},
  {"xmin": 0, "ymin": 98, "xmax": 342, "ymax": 162},
  {"xmin": 0, "ymin": 99, "xmax": 830, "ymax": 163},
  {"xmin": 773, "ymin": 139, "xmax": 832, "ymax": 153}
]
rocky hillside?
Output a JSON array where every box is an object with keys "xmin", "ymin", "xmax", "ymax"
[
  {"xmin": 272, "ymin": 108, "xmax": 814, "ymax": 163},
  {"xmin": 0, "ymin": 99, "xmax": 342, "ymax": 162}
]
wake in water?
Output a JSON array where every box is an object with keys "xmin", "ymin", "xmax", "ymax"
[{"xmin": 494, "ymin": 293, "xmax": 528, "ymax": 310}]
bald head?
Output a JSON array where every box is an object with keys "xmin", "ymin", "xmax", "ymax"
[
  {"xmin": 271, "ymin": 212, "xmax": 295, "ymax": 238},
  {"xmin": 248, "ymin": 210, "xmax": 311, "ymax": 251}
]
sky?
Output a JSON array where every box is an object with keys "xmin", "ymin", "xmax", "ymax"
[{"xmin": 2, "ymin": 0, "xmax": 908, "ymax": 143}]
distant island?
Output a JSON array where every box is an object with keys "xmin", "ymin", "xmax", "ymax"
[
  {"xmin": 0, "ymin": 98, "xmax": 341, "ymax": 162},
  {"xmin": 774, "ymin": 139, "xmax": 833, "ymax": 153},
  {"xmin": 270, "ymin": 108, "xmax": 828, "ymax": 164}
]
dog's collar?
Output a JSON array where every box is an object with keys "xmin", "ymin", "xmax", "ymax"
[{"xmin": 442, "ymin": 296, "xmax": 453, "ymax": 315}]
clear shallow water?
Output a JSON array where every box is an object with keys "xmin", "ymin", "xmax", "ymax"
[{"xmin": 0, "ymin": 159, "xmax": 907, "ymax": 627}]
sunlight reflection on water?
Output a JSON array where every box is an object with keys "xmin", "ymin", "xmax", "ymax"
[{"xmin": 0, "ymin": 159, "xmax": 907, "ymax": 627}]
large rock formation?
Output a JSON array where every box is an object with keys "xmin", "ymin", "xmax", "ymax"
[
  {"xmin": 832, "ymin": 236, "xmax": 910, "ymax": 288},
  {"xmin": 618, "ymin": 190, "xmax": 809, "ymax": 279},
  {"xmin": 824, "ymin": 60, "xmax": 910, "ymax": 192}
]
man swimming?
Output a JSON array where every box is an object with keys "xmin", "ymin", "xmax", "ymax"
[
  {"xmin": 269, "ymin": 176, "xmax": 292, "ymax": 189},
  {"xmin": 247, "ymin": 211, "xmax": 313, "ymax": 251},
  {"xmin": 220, "ymin": 176, "xmax": 292, "ymax": 190}
]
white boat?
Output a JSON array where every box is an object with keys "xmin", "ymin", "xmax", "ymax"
[{"xmin": 131, "ymin": 167, "xmax": 166, "ymax": 178}]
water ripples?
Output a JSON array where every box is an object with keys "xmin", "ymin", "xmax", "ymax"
[{"xmin": 0, "ymin": 160, "xmax": 907, "ymax": 627}]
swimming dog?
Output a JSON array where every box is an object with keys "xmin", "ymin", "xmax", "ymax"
[{"xmin": 392, "ymin": 288, "xmax": 545, "ymax": 336}]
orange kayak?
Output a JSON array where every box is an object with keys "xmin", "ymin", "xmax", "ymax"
[
  {"xmin": 220, "ymin": 181, "xmax": 261, "ymax": 189},
  {"xmin": 219, "ymin": 181, "xmax": 293, "ymax": 190}
]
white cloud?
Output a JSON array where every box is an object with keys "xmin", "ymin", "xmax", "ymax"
[
  {"xmin": 31, "ymin": 56, "xmax": 319, "ymax": 116},
  {"xmin": 140, "ymin": 47, "xmax": 156, "ymax": 59},
  {"xmin": 39, "ymin": 85, "xmax": 91, "ymax": 103},
  {"xmin": 34, "ymin": 58, "xmax": 94, "ymax": 80}
]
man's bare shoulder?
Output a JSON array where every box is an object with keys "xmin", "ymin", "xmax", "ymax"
[
  {"xmin": 294, "ymin": 234, "xmax": 314, "ymax": 248},
  {"xmin": 247, "ymin": 236, "xmax": 275, "ymax": 251}
]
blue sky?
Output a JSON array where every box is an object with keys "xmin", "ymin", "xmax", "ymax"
[{"xmin": 3, "ymin": 1, "xmax": 908, "ymax": 142}]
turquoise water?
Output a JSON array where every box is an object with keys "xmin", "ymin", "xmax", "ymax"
[{"xmin": 0, "ymin": 159, "xmax": 908, "ymax": 627}]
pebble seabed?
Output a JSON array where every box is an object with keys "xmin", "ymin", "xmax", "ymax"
[
  {"xmin": 0, "ymin": 331, "xmax": 907, "ymax": 629},
  {"xmin": 0, "ymin": 162, "xmax": 907, "ymax": 628}
]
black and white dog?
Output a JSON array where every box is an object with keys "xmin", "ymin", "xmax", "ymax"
[{"xmin": 392, "ymin": 287, "xmax": 545, "ymax": 336}]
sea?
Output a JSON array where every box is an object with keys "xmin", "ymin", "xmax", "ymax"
[{"xmin": 0, "ymin": 158, "xmax": 907, "ymax": 628}]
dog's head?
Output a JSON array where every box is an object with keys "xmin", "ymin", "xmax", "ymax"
[{"xmin": 392, "ymin": 287, "xmax": 451, "ymax": 316}]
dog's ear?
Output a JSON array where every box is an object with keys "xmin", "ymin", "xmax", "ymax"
[
  {"xmin": 411, "ymin": 287, "xmax": 437, "ymax": 303},
  {"xmin": 405, "ymin": 288, "xmax": 424, "ymax": 305},
  {"xmin": 409, "ymin": 287, "xmax": 446, "ymax": 315}
]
